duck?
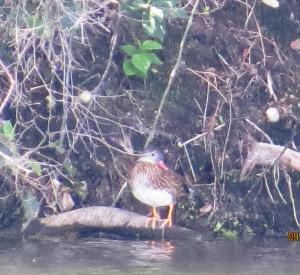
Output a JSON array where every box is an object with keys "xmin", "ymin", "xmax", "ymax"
[{"xmin": 129, "ymin": 150, "xmax": 187, "ymax": 229}]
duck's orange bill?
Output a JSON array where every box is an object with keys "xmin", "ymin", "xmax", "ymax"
[{"xmin": 157, "ymin": 160, "xmax": 168, "ymax": 170}]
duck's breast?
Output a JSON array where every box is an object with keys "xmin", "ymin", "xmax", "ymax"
[{"xmin": 132, "ymin": 174, "xmax": 173, "ymax": 207}]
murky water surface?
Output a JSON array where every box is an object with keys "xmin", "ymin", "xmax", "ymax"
[{"xmin": 0, "ymin": 235, "xmax": 298, "ymax": 275}]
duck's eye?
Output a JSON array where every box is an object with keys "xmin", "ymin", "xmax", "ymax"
[{"xmin": 151, "ymin": 152, "xmax": 156, "ymax": 157}]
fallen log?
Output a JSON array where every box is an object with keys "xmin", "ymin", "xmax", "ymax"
[{"xmin": 25, "ymin": 206, "xmax": 201, "ymax": 240}]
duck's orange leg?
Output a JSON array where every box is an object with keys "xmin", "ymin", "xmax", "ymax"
[
  {"xmin": 145, "ymin": 207, "xmax": 161, "ymax": 229},
  {"xmin": 160, "ymin": 203, "xmax": 174, "ymax": 228}
]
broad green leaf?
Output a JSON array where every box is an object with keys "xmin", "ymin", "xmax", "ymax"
[
  {"xmin": 142, "ymin": 9, "xmax": 165, "ymax": 41},
  {"xmin": 132, "ymin": 53, "xmax": 152, "ymax": 74},
  {"xmin": 123, "ymin": 59, "xmax": 141, "ymax": 76},
  {"xmin": 1, "ymin": 121, "xmax": 14, "ymax": 141},
  {"xmin": 150, "ymin": 6, "xmax": 164, "ymax": 20},
  {"xmin": 123, "ymin": 60, "xmax": 147, "ymax": 78},
  {"xmin": 143, "ymin": 52, "xmax": 163, "ymax": 64},
  {"xmin": 121, "ymin": 45, "xmax": 138, "ymax": 56},
  {"xmin": 140, "ymin": 40, "xmax": 162, "ymax": 50},
  {"xmin": 135, "ymin": 70, "xmax": 148, "ymax": 78},
  {"xmin": 135, "ymin": 71, "xmax": 148, "ymax": 78}
]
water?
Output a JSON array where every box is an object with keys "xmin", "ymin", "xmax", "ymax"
[{"xmin": 0, "ymin": 235, "xmax": 298, "ymax": 275}]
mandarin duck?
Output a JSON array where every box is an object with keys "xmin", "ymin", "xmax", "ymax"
[{"xmin": 129, "ymin": 150, "xmax": 187, "ymax": 229}]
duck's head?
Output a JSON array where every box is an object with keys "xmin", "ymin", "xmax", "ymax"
[{"xmin": 137, "ymin": 150, "xmax": 168, "ymax": 170}]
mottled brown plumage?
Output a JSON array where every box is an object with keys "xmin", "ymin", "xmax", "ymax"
[
  {"xmin": 129, "ymin": 150, "xmax": 186, "ymax": 229},
  {"xmin": 130, "ymin": 161, "xmax": 185, "ymax": 199}
]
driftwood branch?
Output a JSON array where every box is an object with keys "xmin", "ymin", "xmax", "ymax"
[
  {"xmin": 240, "ymin": 142, "xmax": 300, "ymax": 226},
  {"xmin": 25, "ymin": 206, "xmax": 200, "ymax": 240},
  {"xmin": 241, "ymin": 142, "xmax": 300, "ymax": 180}
]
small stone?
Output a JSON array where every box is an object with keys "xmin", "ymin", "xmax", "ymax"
[
  {"xmin": 79, "ymin": 90, "xmax": 92, "ymax": 104},
  {"xmin": 266, "ymin": 107, "xmax": 280, "ymax": 122}
]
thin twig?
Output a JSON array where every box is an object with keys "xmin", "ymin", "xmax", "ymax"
[
  {"xmin": 245, "ymin": 118, "xmax": 273, "ymax": 144},
  {"xmin": 144, "ymin": 0, "xmax": 200, "ymax": 148},
  {"xmin": 178, "ymin": 124, "xmax": 225, "ymax": 148},
  {"xmin": 285, "ymin": 171, "xmax": 300, "ymax": 227},
  {"xmin": 183, "ymin": 145, "xmax": 196, "ymax": 182},
  {"xmin": 273, "ymin": 165, "xmax": 286, "ymax": 204},
  {"xmin": 186, "ymin": 68, "xmax": 227, "ymax": 100},
  {"xmin": 112, "ymin": 181, "xmax": 128, "ymax": 207},
  {"xmin": 92, "ymin": 16, "xmax": 119, "ymax": 95},
  {"xmin": 0, "ymin": 151, "xmax": 31, "ymax": 174},
  {"xmin": 0, "ymin": 58, "xmax": 15, "ymax": 115},
  {"xmin": 263, "ymin": 174, "xmax": 275, "ymax": 203}
]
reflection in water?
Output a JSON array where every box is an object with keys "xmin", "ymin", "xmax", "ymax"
[
  {"xmin": 0, "ymin": 236, "xmax": 299, "ymax": 275},
  {"xmin": 130, "ymin": 241, "xmax": 174, "ymax": 268}
]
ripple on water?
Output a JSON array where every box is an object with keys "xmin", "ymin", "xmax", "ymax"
[{"xmin": 0, "ymin": 236, "xmax": 299, "ymax": 275}]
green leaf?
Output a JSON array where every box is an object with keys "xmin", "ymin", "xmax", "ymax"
[
  {"xmin": 224, "ymin": 230, "xmax": 237, "ymax": 238},
  {"xmin": 123, "ymin": 59, "xmax": 140, "ymax": 76},
  {"xmin": 150, "ymin": 6, "xmax": 164, "ymax": 20},
  {"xmin": 121, "ymin": 45, "xmax": 138, "ymax": 56},
  {"xmin": 26, "ymin": 15, "xmax": 43, "ymax": 28},
  {"xmin": 27, "ymin": 159, "xmax": 42, "ymax": 176},
  {"xmin": 218, "ymin": 115, "xmax": 224, "ymax": 124},
  {"xmin": 135, "ymin": 70, "xmax": 148, "ymax": 78},
  {"xmin": 132, "ymin": 53, "xmax": 152, "ymax": 74},
  {"xmin": 140, "ymin": 40, "xmax": 162, "ymax": 50},
  {"xmin": 204, "ymin": 6, "xmax": 210, "ymax": 14},
  {"xmin": 142, "ymin": 8, "xmax": 165, "ymax": 41},
  {"xmin": 1, "ymin": 121, "xmax": 14, "ymax": 141},
  {"xmin": 123, "ymin": 59, "xmax": 147, "ymax": 78},
  {"xmin": 153, "ymin": 0, "xmax": 187, "ymax": 18},
  {"xmin": 213, "ymin": 221, "xmax": 223, "ymax": 232},
  {"xmin": 145, "ymin": 52, "xmax": 163, "ymax": 64},
  {"xmin": 63, "ymin": 163, "xmax": 73, "ymax": 174}
]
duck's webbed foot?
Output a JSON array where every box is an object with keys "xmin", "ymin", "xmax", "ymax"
[{"xmin": 145, "ymin": 207, "xmax": 161, "ymax": 229}]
